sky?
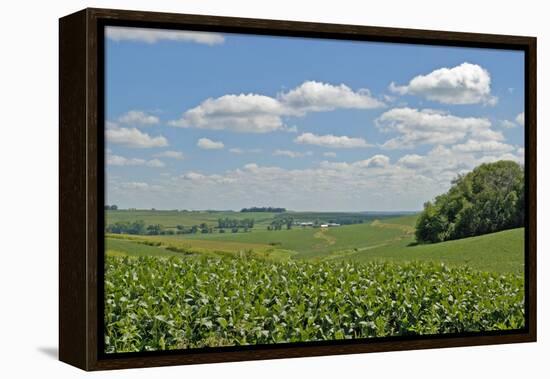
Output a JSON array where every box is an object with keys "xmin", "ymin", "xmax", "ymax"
[{"xmin": 104, "ymin": 26, "xmax": 525, "ymax": 212}]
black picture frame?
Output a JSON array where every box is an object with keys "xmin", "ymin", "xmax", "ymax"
[{"xmin": 59, "ymin": 7, "xmax": 537, "ymax": 371}]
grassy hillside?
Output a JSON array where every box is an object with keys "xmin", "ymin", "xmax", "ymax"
[
  {"xmin": 376, "ymin": 214, "xmax": 418, "ymax": 227},
  {"xmin": 106, "ymin": 234, "xmax": 294, "ymax": 261},
  {"xmin": 177, "ymin": 221, "xmax": 406, "ymax": 259},
  {"xmin": 106, "ymin": 238, "xmax": 190, "ymax": 258},
  {"xmin": 104, "ymin": 211, "xmax": 524, "ymax": 274},
  {"xmin": 327, "ymin": 226, "xmax": 524, "ymax": 274}
]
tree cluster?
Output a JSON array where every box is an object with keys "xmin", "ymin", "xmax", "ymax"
[
  {"xmin": 240, "ymin": 207, "xmax": 286, "ymax": 213},
  {"xmin": 415, "ymin": 160, "xmax": 524, "ymax": 243},
  {"xmin": 106, "ymin": 220, "xmax": 146, "ymax": 235},
  {"xmin": 268, "ymin": 216, "xmax": 294, "ymax": 231},
  {"xmin": 217, "ymin": 218, "xmax": 255, "ymax": 231}
]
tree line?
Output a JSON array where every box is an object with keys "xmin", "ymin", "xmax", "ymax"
[
  {"xmin": 240, "ymin": 207, "xmax": 286, "ymax": 213},
  {"xmin": 106, "ymin": 221, "xmax": 209, "ymax": 235},
  {"xmin": 415, "ymin": 160, "xmax": 524, "ymax": 243},
  {"xmin": 106, "ymin": 218, "xmax": 256, "ymax": 236}
]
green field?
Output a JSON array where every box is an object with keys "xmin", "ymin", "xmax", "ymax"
[
  {"xmin": 105, "ymin": 211, "xmax": 523, "ymax": 273},
  {"xmin": 107, "ymin": 233, "xmax": 295, "ymax": 260},
  {"xmin": 105, "ymin": 255, "xmax": 524, "ymax": 352},
  {"xmin": 346, "ymin": 228, "xmax": 524, "ymax": 274},
  {"xmin": 106, "ymin": 209, "xmax": 280, "ymax": 230},
  {"xmin": 106, "ymin": 209, "xmax": 403, "ymax": 232},
  {"xmin": 104, "ymin": 209, "xmax": 525, "ymax": 353}
]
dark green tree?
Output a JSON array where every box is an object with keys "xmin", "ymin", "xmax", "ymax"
[
  {"xmin": 415, "ymin": 160, "xmax": 524, "ymax": 243},
  {"xmin": 146, "ymin": 224, "xmax": 162, "ymax": 235},
  {"xmin": 127, "ymin": 220, "xmax": 146, "ymax": 235}
]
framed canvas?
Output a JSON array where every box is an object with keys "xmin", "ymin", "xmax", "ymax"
[{"xmin": 59, "ymin": 8, "xmax": 537, "ymax": 371}]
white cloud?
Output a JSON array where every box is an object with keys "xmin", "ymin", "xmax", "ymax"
[
  {"xmin": 243, "ymin": 163, "xmax": 259, "ymax": 171},
  {"xmin": 389, "ymin": 62, "xmax": 497, "ymax": 105},
  {"xmin": 170, "ymin": 94, "xmax": 285, "ymax": 133},
  {"xmin": 320, "ymin": 155, "xmax": 390, "ymax": 170},
  {"xmin": 168, "ymin": 156, "xmax": 428, "ymax": 211},
  {"xmin": 516, "ymin": 112, "xmax": 525, "ymax": 126},
  {"xmin": 382, "ymin": 94, "xmax": 397, "ymax": 103},
  {"xmin": 110, "ymin": 143, "xmax": 525, "ymax": 212},
  {"xmin": 120, "ymin": 182, "xmax": 150, "ymax": 190},
  {"xmin": 469, "ymin": 125, "xmax": 505, "ymax": 142},
  {"xmin": 452, "ymin": 140, "xmax": 514, "ymax": 154},
  {"xmin": 197, "ymin": 138, "xmax": 224, "ymax": 150},
  {"xmin": 395, "ymin": 144, "xmax": 523, "ymax": 186},
  {"xmin": 283, "ymin": 125, "xmax": 299, "ymax": 133},
  {"xmin": 318, "ymin": 161, "xmax": 351, "ymax": 170},
  {"xmin": 279, "ymin": 81, "xmax": 384, "ymax": 113},
  {"xmin": 146, "ymin": 159, "xmax": 166, "ymax": 168},
  {"xmin": 106, "ymin": 26, "xmax": 225, "ymax": 45},
  {"xmin": 118, "ymin": 110, "xmax": 159, "ymax": 126},
  {"xmin": 182, "ymin": 172, "xmax": 206, "ymax": 181},
  {"xmin": 397, "ymin": 154, "xmax": 424, "ymax": 169},
  {"xmin": 273, "ymin": 149, "xmax": 313, "ymax": 158},
  {"xmin": 154, "ymin": 150, "xmax": 185, "ymax": 160},
  {"xmin": 499, "ymin": 120, "xmax": 517, "ymax": 129},
  {"xmin": 477, "ymin": 152, "xmax": 525, "ymax": 166},
  {"xmin": 106, "ymin": 121, "xmax": 119, "ymax": 129},
  {"xmin": 169, "ymin": 81, "xmax": 384, "ymax": 133},
  {"xmin": 295, "ymin": 132, "xmax": 370, "ymax": 149},
  {"xmin": 353, "ymin": 154, "xmax": 391, "ymax": 168},
  {"xmin": 106, "ymin": 127, "xmax": 168, "ymax": 148},
  {"xmin": 517, "ymin": 147, "xmax": 525, "ymax": 156},
  {"xmin": 229, "ymin": 148, "xmax": 262, "ymax": 154},
  {"xmin": 107, "ymin": 154, "xmax": 144, "ymax": 166},
  {"xmin": 107, "ymin": 154, "xmax": 165, "ymax": 167},
  {"xmin": 323, "ymin": 152, "xmax": 337, "ymax": 158},
  {"xmin": 376, "ymin": 107, "xmax": 496, "ymax": 149}
]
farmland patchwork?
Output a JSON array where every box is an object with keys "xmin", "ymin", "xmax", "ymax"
[{"xmin": 104, "ymin": 211, "xmax": 525, "ymax": 352}]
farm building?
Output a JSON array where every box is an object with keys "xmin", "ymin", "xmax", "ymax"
[{"xmin": 297, "ymin": 221, "xmax": 341, "ymax": 228}]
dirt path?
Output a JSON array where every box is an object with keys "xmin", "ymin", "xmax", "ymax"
[
  {"xmin": 314, "ymin": 228, "xmax": 336, "ymax": 246},
  {"xmin": 321, "ymin": 220, "xmax": 414, "ymax": 261},
  {"xmin": 370, "ymin": 219, "xmax": 415, "ymax": 234}
]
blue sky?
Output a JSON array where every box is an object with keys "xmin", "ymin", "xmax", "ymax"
[{"xmin": 105, "ymin": 26, "xmax": 525, "ymax": 211}]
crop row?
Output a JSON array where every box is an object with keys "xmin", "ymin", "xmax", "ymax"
[{"xmin": 104, "ymin": 256, "xmax": 524, "ymax": 353}]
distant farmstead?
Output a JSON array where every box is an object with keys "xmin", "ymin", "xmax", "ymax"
[{"xmin": 297, "ymin": 221, "xmax": 340, "ymax": 228}]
